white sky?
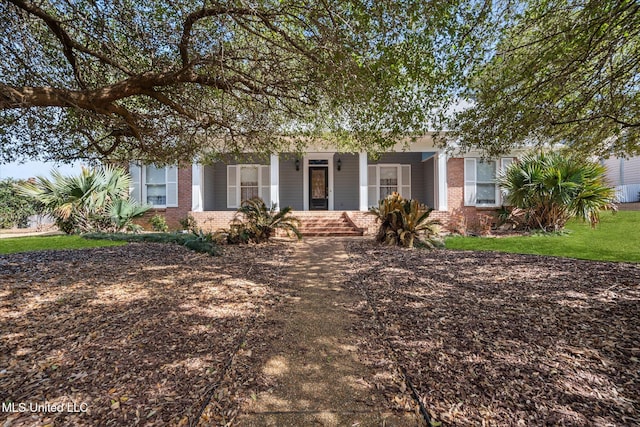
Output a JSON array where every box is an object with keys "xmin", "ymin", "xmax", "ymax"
[{"xmin": 0, "ymin": 161, "xmax": 85, "ymax": 180}]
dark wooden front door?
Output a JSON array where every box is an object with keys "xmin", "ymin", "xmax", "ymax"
[{"xmin": 309, "ymin": 167, "xmax": 328, "ymax": 210}]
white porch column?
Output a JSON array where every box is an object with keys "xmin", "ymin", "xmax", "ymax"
[
  {"xmin": 191, "ymin": 163, "xmax": 204, "ymax": 212},
  {"xmin": 436, "ymin": 151, "xmax": 448, "ymax": 211},
  {"xmin": 269, "ymin": 154, "xmax": 280, "ymax": 210},
  {"xmin": 359, "ymin": 152, "xmax": 368, "ymax": 211}
]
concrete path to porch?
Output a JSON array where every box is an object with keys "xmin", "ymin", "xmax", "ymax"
[{"xmin": 236, "ymin": 238, "xmax": 423, "ymax": 426}]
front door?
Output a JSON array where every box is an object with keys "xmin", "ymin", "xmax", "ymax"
[{"xmin": 309, "ymin": 166, "xmax": 329, "ymax": 210}]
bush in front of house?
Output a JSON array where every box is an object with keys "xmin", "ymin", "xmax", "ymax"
[
  {"xmin": 368, "ymin": 192, "xmax": 443, "ymax": 249},
  {"xmin": 179, "ymin": 214, "xmax": 198, "ymax": 232},
  {"xmin": 217, "ymin": 198, "xmax": 301, "ymax": 244},
  {"xmin": 18, "ymin": 166, "xmax": 150, "ymax": 234},
  {"xmin": 498, "ymin": 151, "xmax": 616, "ymax": 232},
  {"xmin": 84, "ymin": 230, "xmax": 220, "ymax": 256},
  {"xmin": 149, "ymin": 214, "xmax": 169, "ymax": 232}
]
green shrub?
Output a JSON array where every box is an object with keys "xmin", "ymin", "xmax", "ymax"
[
  {"xmin": 217, "ymin": 198, "xmax": 301, "ymax": 244},
  {"xmin": 84, "ymin": 231, "xmax": 220, "ymax": 256},
  {"xmin": 368, "ymin": 192, "xmax": 442, "ymax": 249},
  {"xmin": 498, "ymin": 152, "xmax": 616, "ymax": 231},
  {"xmin": 18, "ymin": 166, "xmax": 150, "ymax": 234},
  {"xmin": 149, "ymin": 214, "xmax": 169, "ymax": 232},
  {"xmin": 0, "ymin": 178, "xmax": 42, "ymax": 228},
  {"xmin": 179, "ymin": 214, "xmax": 198, "ymax": 232}
]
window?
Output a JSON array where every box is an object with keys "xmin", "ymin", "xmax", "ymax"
[
  {"xmin": 240, "ymin": 166, "xmax": 260, "ymax": 201},
  {"xmin": 379, "ymin": 166, "xmax": 398, "ymax": 199},
  {"xmin": 464, "ymin": 158, "xmax": 513, "ymax": 206},
  {"xmin": 129, "ymin": 164, "xmax": 178, "ymax": 207},
  {"xmin": 145, "ymin": 165, "xmax": 167, "ymax": 205},
  {"xmin": 367, "ymin": 164, "xmax": 411, "ymax": 205},
  {"xmin": 227, "ymin": 164, "xmax": 270, "ymax": 208}
]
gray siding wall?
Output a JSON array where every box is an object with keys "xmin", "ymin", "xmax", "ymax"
[
  {"xmin": 203, "ymin": 165, "xmax": 217, "ymax": 211},
  {"xmin": 334, "ymin": 153, "xmax": 359, "ymax": 210},
  {"xmin": 212, "ymin": 162, "xmax": 233, "ymax": 211},
  {"xmin": 279, "ymin": 154, "xmax": 303, "ymax": 210},
  {"xmin": 424, "ymin": 157, "xmax": 435, "ymax": 208},
  {"xmin": 204, "ymin": 155, "xmax": 270, "ymax": 211},
  {"xmin": 369, "ymin": 152, "xmax": 432, "ymax": 205}
]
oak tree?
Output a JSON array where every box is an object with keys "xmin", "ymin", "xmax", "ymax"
[
  {"xmin": 450, "ymin": 0, "xmax": 640, "ymax": 158},
  {"xmin": 0, "ymin": 0, "xmax": 483, "ymax": 163}
]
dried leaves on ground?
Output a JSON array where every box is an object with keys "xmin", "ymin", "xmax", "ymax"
[
  {"xmin": 0, "ymin": 242, "xmax": 292, "ymax": 426},
  {"xmin": 345, "ymin": 241, "xmax": 640, "ymax": 426}
]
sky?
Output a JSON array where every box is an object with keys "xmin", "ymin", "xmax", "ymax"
[{"xmin": 0, "ymin": 161, "xmax": 85, "ymax": 180}]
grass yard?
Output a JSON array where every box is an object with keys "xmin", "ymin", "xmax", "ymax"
[
  {"xmin": 0, "ymin": 234, "xmax": 125, "ymax": 254},
  {"xmin": 446, "ymin": 210, "xmax": 640, "ymax": 262}
]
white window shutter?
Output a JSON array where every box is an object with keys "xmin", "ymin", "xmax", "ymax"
[
  {"xmin": 129, "ymin": 163, "xmax": 141, "ymax": 203},
  {"xmin": 260, "ymin": 165, "xmax": 270, "ymax": 207},
  {"xmin": 227, "ymin": 165, "xmax": 238, "ymax": 208},
  {"xmin": 500, "ymin": 158, "xmax": 514, "ymax": 204},
  {"xmin": 400, "ymin": 165, "xmax": 411, "ymax": 199},
  {"xmin": 166, "ymin": 166, "xmax": 178, "ymax": 207},
  {"xmin": 464, "ymin": 158, "xmax": 477, "ymax": 206},
  {"xmin": 367, "ymin": 165, "xmax": 378, "ymax": 206}
]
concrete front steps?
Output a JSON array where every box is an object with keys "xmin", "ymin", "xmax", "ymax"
[{"xmin": 297, "ymin": 212, "xmax": 364, "ymax": 237}]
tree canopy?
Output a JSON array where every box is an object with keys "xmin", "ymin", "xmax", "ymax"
[
  {"xmin": 451, "ymin": 0, "xmax": 640, "ymax": 158},
  {"xmin": 0, "ymin": 0, "xmax": 487, "ymax": 163}
]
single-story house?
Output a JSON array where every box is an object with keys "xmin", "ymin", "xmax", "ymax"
[
  {"xmin": 129, "ymin": 136, "xmax": 515, "ymax": 235},
  {"xmin": 602, "ymin": 156, "xmax": 640, "ymax": 204}
]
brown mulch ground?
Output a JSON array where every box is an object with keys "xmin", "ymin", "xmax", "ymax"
[
  {"xmin": 344, "ymin": 241, "xmax": 640, "ymax": 426},
  {"xmin": 3, "ymin": 239, "xmax": 640, "ymax": 426},
  {"xmin": 0, "ymin": 242, "xmax": 292, "ymax": 426}
]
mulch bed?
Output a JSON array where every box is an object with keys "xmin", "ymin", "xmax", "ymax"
[
  {"xmin": 0, "ymin": 242, "xmax": 292, "ymax": 426},
  {"xmin": 344, "ymin": 241, "xmax": 640, "ymax": 426}
]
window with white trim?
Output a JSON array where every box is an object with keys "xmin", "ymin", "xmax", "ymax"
[
  {"xmin": 145, "ymin": 165, "xmax": 167, "ymax": 205},
  {"xmin": 227, "ymin": 164, "xmax": 270, "ymax": 208},
  {"xmin": 367, "ymin": 164, "xmax": 411, "ymax": 206},
  {"xmin": 129, "ymin": 164, "xmax": 178, "ymax": 207},
  {"xmin": 464, "ymin": 158, "xmax": 513, "ymax": 206}
]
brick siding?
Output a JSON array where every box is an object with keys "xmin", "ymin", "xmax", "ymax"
[{"xmin": 136, "ymin": 166, "xmax": 193, "ymax": 230}]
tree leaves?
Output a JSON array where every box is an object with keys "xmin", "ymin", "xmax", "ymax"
[
  {"xmin": 0, "ymin": 0, "xmax": 485, "ymax": 163},
  {"xmin": 451, "ymin": 0, "xmax": 640, "ymax": 158}
]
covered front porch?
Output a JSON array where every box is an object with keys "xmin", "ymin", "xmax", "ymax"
[
  {"xmin": 191, "ymin": 153, "xmax": 448, "ymax": 211},
  {"xmin": 188, "ymin": 148, "xmax": 449, "ymax": 235}
]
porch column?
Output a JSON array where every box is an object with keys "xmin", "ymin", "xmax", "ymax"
[
  {"xmin": 191, "ymin": 163, "xmax": 204, "ymax": 212},
  {"xmin": 269, "ymin": 154, "xmax": 280, "ymax": 210},
  {"xmin": 359, "ymin": 152, "xmax": 368, "ymax": 211},
  {"xmin": 436, "ymin": 151, "xmax": 448, "ymax": 211}
]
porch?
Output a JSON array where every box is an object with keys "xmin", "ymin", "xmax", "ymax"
[{"xmin": 190, "ymin": 150, "xmax": 449, "ymax": 214}]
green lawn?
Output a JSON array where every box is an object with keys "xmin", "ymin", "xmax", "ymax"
[
  {"xmin": 0, "ymin": 235, "xmax": 126, "ymax": 254},
  {"xmin": 445, "ymin": 210, "xmax": 640, "ymax": 262}
]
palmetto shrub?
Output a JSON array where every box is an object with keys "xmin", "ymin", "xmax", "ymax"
[
  {"xmin": 498, "ymin": 152, "xmax": 616, "ymax": 231},
  {"xmin": 18, "ymin": 166, "xmax": 150, "ymax": 233},
  {"xmin": 218, "ymin": 198, "xmax": 301, "ymax": 244},
  {"xmin": 368, "ymin": 192, "xmax": 442, "ymax": 249}
]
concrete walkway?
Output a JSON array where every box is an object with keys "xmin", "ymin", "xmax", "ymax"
[{"xmin": 237, "ymin": 238, "xmax": 422, "ymax": 426}]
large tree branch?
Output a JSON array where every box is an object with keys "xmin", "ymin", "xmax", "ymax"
[
  {"xmin": 180, "ymin": 6, "xmax": 264, "ymax": 67},
  {"xmin": 8, "ymin": 0, "xmax": 85, "ymax": 88},
  {"xmin": 7, "ymin": 0, "xmax": 134, "ymax": 78}
]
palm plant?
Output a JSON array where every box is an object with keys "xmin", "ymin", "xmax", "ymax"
[
  {"xmin": 19, "ymin": 166, "xmax": 149, "ymax": 233},
  {"xmin": 498, "ymin": 152, "xmax": 616, "ymax": 231},
  {"xmin": 368, "ymin": 192, "xmax": 442, "ymax": 248},
  {"xmin": 232, "ymin": 198, "xmax": 302, "ymax": 243}
]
